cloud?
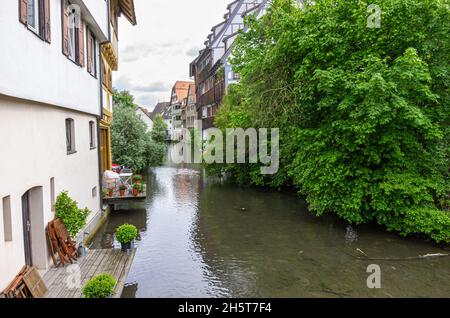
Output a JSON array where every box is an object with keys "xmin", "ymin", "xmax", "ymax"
[
  {"xmin": 114, "ymin": 0, "xmax": 232, "ymax": 108},
  {"xmin": 114, "ymin": 76, "xmax": 171, "ymax": 93},
  {"xmin": 186, "ymin": 46, "xmax": 202, "ymax": 57},
  {"xmin": 121, "ymin": 41, "xmax": 191, "ymax": 63},
  {"xmin": 133, "ymin": 81, "xmax": 171, "ymax": 93},
  {"xmin": 114, "ymin": 76, "xmax": 132, "ymax": 91},
  {"xmin": 136, "ymin": 94, "xmax": 158, "ymax": 107}
]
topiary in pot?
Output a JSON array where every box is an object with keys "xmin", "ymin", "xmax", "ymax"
[
  {"xmin": 132, "ymin": 183, "xmax": 143, "ymax": 197},
  {"xmin": 115, "ymin": 224, "xmax": 138, "ymax": 251},
  {"xmin": 82, "ymin": 273, "xmax": 116, "ymax": 298},
  {"xmin": 132, "ymin": 174, "xmax": 143, "ymax": 184},
  {"xmin": 119, "ymin": 184, "xmax": 127, "ymax": 197}
]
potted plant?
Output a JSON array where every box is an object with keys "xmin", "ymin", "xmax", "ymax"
[
  {"xmin": 115, "ymin": 224, "xmax": 138, "ymax": 251},
  {"xmin": 119, "ymin": 184, "xmax": 127, "ymax": 197},
  {"xmin": 82, "ymin": 273, "xmax": 116, "ymax": 298},
  {"xmin": 101, "ymin": 188, "xmax": 109, "ymax": 199},
  {"xmin": 108, "ymin": 187, "xmax": 114, "ymax": 198},
  {"xmin": 132, "ymin": 174, "xmax": 143, "ymax": 184},
  {"xmin": 132, "ymin": 183, "xmax": 142, "ymax": 197}
]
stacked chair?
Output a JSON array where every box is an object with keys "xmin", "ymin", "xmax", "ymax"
[{"xmin": 46, "ymin": 219, "xmax": 78, "ymax": 267}]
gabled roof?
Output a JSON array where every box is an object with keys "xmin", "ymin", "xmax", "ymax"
[
  {"xmin": 151, "ymin": 102, "xmax": 171, "ymax": 120},
  {"xmin": 171, "ymin": 81, "xmax": 194, "ymax": 103},
  {"xmin": 187, "ymin": 84, "xmax": 197, "ymax": 104},
  {"xmin": 118, "ymin": 0, "xmax": 137, "ymax": 26},
  {"xmin": 137, "ymin": 106, "xmax": 153, "ymax": 120}
]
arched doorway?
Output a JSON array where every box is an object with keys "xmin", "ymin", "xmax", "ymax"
[{"xmin": 21, "ymin": 187, "xmax": 47, "ymax": 269}]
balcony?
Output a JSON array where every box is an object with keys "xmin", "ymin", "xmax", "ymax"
[{"xmin": 198, "ymin": 88, "xmax": 215, "ymax": 107}]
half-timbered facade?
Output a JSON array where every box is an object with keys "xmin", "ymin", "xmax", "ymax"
[
  {"xmin": 169, "ymin": 81, "xmax": 193, "ymax": 140},
  {"xmin": 190, "ymin": 0, "xmax": 268, "ymax": 132}
]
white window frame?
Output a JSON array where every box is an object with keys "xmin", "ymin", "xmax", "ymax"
[
  {"xmin": 89, "ymin": 121, "xmax": 96, "ymax": 149},
  {"xmin": 27, "ymin": 0, "xmax": 40, "ymax": 34},
  {"xmin": 66, "ymin": 118, "xmax": 76, "ymax": 154}
]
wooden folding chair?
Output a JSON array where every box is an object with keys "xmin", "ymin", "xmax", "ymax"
[
  {"xmin": 52, "ymin": 219, "xmax": 78, "ymax": 263},
  {"xmin": 47, "ymin": 221, "xmax": 71, "ymax": 266}
]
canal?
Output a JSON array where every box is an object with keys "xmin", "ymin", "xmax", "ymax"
[{"xmin": 90, "ymin": 158, "xmax": 450, "ymax": 298}]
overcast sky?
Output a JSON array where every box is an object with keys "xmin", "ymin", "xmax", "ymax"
[{"xmin": 114, "ymin": 0, "xmax": 231, "ymax": 110}]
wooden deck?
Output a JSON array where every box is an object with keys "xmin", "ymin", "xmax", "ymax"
[
  {"xmin": 43, "ymin": 249, "xmax": 136, "ymax": 298},
  {"xmin": 103, "ymin": 193, "xmax": 147, "ymax": 205}
]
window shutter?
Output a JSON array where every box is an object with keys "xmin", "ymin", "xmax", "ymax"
[
  {"xmin": 87, "ymin": 31, "xmax": 92, "ymax": 73},
  {"xmin": 61, "ymin": 0, "xmax": 69, "ymax": 56},
  {"xmin": 19, "ymin": 0, "xmax": 28, "ymax": 26},
  {"xmin": 43, "ymin": 0, "xmax": 51, "ymax": 43},
  {"xmin": 79, "ymin": 21, "xmax": 85, "ymax": 67}
]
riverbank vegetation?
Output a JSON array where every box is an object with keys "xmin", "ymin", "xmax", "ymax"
[
  {"xmin": 111, "ymin": 90, "xmax": 166, "ymax": 172},
  {"xmin": 209, "ymin": 0, "xmax": 450, "ymax": 242}
]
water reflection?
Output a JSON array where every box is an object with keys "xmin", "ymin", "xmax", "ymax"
[
  {"xmin": 93, "ymin": 161, "xmax": 450, "ymax": 298},
  {"xmin": 90, "ymin": 208, "xmax": 147, "ymax": 250}
]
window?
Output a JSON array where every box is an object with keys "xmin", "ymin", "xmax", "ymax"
[
  {"xmin": 198, "ymin": 54, "xmax": 211, "ymax": 72},
  {"xmin": 2, "ymin": 196, "xmax": 12, "ymax": 242},
  {"xmin": 89, "ymin": 121, "xmax": 96, "ymax": 149},
  {"xmin": 87, "ymin": 29, "xmax": 97, "ymax": 77},
  {"xmin": 202, "ymin": 106, "xmax": 207, "ymax": 119},
  {"xmin": 27, "ymin": 0, "xmax": 39, "ymax": 32},
  {"xmin": 19, "ymin": 0, "xmax": 51, "ymax": 43},
  {"xmin": 62, "ymin": 0, "xmax": 85, "ymax": 66},
  {"xmin": 66, "ymin": 118, "xmax": 76, "ymax": 154},
  {"xmin": 50, "ymin": 178, "xmax": 55, "ymax": 211}
]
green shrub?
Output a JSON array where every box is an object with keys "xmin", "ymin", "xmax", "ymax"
[
  {"xmin": 82, "ymin": 274, "xmax": 116, "ymax": 298},
  {"xmin": 212, "ymin": 0, "xmax": 450, "ymax": 242},
  {"xmin": 111, "ymin": 90, "xmax": 166, "ymax": 172},
  {"xmin": 55, "ymin": 192, "xmax": 90, "ymax": 237},
  {"xmin": 151, "ymin": 114, "xmax": 169, "ymax": 144},
  {"xmin": 115, "ymin": 224, "xmax": 138, "ymax": 245}
]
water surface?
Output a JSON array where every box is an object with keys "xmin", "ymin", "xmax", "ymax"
[{"xmin": 91, "ymin": 162, "xmax": 450, "ymax": 298}]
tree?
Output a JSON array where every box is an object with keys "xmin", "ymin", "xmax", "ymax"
[
  {"xmin": 151, "ymin": 114, "xmax": 168, "ymax": 143},
  {"xmin": 213, "ymin": 0, "xmax": 450, "ymax": 242},
  {"xmin": 113, "ymin": 89, "xmax": 135, "ymax": 109},
  {"xmin": 111, "ymin": 105, "xmax": 148, "ymax": 172}
]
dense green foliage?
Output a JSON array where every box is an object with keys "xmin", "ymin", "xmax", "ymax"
[
  {"xmin": 112, "ymin": 89, "xmax": 135, "ymax": 108},
  {"xmin": 55, "ymin": 192, "xmax": 90, "ymax": 237},
  {"xmin": 111, "ymin": 90, "xmax": 166, "ymax": 172},
  {"xmin": 115, "ymin": 224, "xmax": 138, "ymax": 245},
  {"xmin": 151, "ymin": 114, "xmax": 169, "ymax": 143},
  {"xmin": 211, "ymin": 0, "xmax": 450, "ymax": 242},
  {"xmin": 83, "ymin": 274, "xmax": 116, "ymax": 298}
]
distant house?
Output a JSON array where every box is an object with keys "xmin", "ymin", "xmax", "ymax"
[
  {"xmin": 136, "ymin": 106, "xmax": 154, "ymax": 132},
  {"xmin": 169, "ymin": 81, "xmax": 194, "ymax": 140},
  {"xmin": 185, "ymin": 83, "xmax": 198, "ymax": 129},
  {"xmin": 151, "ymin": 101, "xmax": 172, "ymax": 137},
  {"xmin": 190, "ymin": 0, "xmax": 269, "ymax": 133}
]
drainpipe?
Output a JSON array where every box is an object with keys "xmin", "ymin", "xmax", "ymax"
[{"xmin": 97, "ymin": 47, "xmax": 105, "ymax": 211}]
